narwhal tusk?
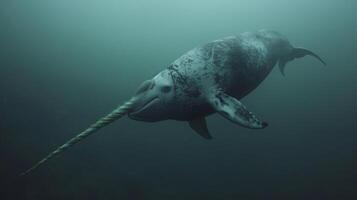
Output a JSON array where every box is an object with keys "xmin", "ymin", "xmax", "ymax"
[{"xmin": 20, "ymin": 97, "xmax": 137, "ymax": 177}]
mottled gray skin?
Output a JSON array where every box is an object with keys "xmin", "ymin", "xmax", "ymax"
[
  {"xmin": 166, "ymin": 30, "xmax": 290, "ymax": 120},
  {"xmin": 128, "ymin": 30, "xmax": 324, "ymax": 131}
]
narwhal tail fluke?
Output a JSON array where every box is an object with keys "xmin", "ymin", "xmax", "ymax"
[
  {"xmin": 20, "ymin": 98, "xmax": 137, "ymax": 177},
  {"xmin": 279, "ymin": 47, "xmax": 326, "ymax": 76}
]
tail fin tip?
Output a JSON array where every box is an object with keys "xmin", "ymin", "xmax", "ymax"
[
  {"xmin": 278, "ymin": 47, "xmax": 326, "ymax": 76},
  {"xmin": 293, "ymin": 47, "xmax": 326, "ymax": 66}
]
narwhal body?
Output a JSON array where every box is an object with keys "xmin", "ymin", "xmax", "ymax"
[
  {"xmin": 21, "ymin": 30, "xmax": 325, "ymax": 176},
  {"xmin": 128, "ymin": 30, "xmax": 325, "ymax": 138}
]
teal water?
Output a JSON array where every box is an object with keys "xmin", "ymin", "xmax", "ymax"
[{"xmin": 1, "ymin": 0, "xmax": 357, "ymax": 199}]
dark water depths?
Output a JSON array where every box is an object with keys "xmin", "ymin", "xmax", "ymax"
[{"xmin": 1, "ymin": 0, "xmax": 357, "ymax": 199}]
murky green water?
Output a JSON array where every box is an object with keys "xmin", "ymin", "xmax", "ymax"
[{"xmin": 1, "ymin": 0, "xmax": 357, "ymax": 199}]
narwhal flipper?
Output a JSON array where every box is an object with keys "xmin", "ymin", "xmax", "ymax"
[
  {"xmin": 189, "ymin": 117, "xmax": 212, "ymax": 139},
  {"xmin": 279, "ymin": 47, "xmax": 326, "ymax": 76},
  {"xmin": 208, "ymin": 92, "xmax": 268, "ymax": 129}
]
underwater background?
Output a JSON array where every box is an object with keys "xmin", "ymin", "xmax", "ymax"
[{"xmin": 1, "ymin": 0, "xmax": 357, "ymax": 199}]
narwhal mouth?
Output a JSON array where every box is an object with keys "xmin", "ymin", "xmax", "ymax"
[{"xmin": 128, "ymin": 96, "xmax": 159, "ymax": 119}]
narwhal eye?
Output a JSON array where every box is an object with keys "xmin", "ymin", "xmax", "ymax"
[{"xmin": 161, "ymin": 85, "xmax": 171, "ymax": 93}]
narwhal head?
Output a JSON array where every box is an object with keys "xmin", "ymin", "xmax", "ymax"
[{"xmin": 128, "ymin": 70, "xmax": 175, "ymax": 122}]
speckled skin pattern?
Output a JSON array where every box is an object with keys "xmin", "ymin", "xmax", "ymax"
[{"xmin": 162, "ymin": 30, "xmax": 293, "ymax": 121}]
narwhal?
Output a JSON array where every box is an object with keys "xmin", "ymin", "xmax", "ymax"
[{"xmin": 21, "ymin": 30, "xmax": 325, "ymax": 176}]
